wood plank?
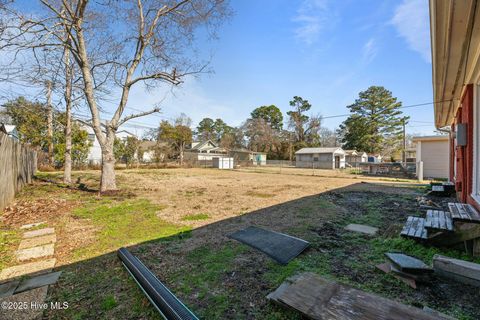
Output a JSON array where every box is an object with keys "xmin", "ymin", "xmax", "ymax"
[
  {"xmin": 445, "ymin": 212, "xmax": 454, "ymax": 231},
  {"xmin": 401, "ymin": 217, "xmax": 427, "ymax": 240},
  {"xmin": 415, "ymin": 218, "xmax": 425, "ymax": 238},
  {"xmin": 400, "ymin": 217, "xmax": 413, "ymax": 236},
  {"xmin": 449, "ymin": 203, "xmax": 480, "ymax": 223},
  {"xmin": 425, "ymin": 211, "xmax": 454, "ymax": 232},
  {"xmin": 267, "ymin": 272, "xmax": 450, "ymax": 320},
  {"xmin": 433, "ymin": 255, "xmax": 480, "ymax": 287},
  {"xmin": 430, "ymin": 223, "xmax": 480, "ymax": 246},
  {"xmin": 408, "ymin": 217, "xmax": 418, "ymax": 237}
]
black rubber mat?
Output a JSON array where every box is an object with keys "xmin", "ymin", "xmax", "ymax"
[{"xmin": 228, "ymin": 226, "xmax": 309, "ymax": 265}]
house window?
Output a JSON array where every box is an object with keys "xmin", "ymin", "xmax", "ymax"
[
  {"xmin": 474, "ymin": 84, "xmax": 480, "ymax": 202},
  {"xmin": 313, "ymin": 157, "xmax": 319, "ymax": 162}
]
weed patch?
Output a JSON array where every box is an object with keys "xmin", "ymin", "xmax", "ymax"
[{"xmin": 181, "ymin": 213, "xmax": 210, "ymax": 221}]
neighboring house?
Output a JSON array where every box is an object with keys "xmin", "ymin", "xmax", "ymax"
[
  {"xmin": 0, "ymin": 124, "xmax": 19, "ymax": 141},
  {"xmin": 229, "ymin": 149, "xmax": 267, "ymax": 165},
  {"xmin": 413, "ymin": 135, "xmax": 449, "ymax": 179},
  {"xmin": 138, "ymin": 140, "xmax": 157, "ymax": 163},
  {"xmin": 77, "ymin": 120, "xmax": 138, "ymax": 165},
  {"xmin": 185, "ymin": 140, "xmax": 228, "ymax": 161},
  {"xmin": 345, "ymin": 150, "xmax": 368, "ymax": 165},
  {"xmin": 295, "ymin": 147, "xmax": 346, "ymax": 169},
  {"xmin": 430, "ymin": 1, "xmax": 480, "ymax": 208}
]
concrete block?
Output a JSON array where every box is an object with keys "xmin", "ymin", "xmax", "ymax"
[
  {"xmin": 15, "ymin": 244, "xmax": 54, "ymax": 262},
  {"xmin": 344, "ymin": 224, "xmax": 378, "ymax": 235},
  {"xmin": 18, "ymin": 234, "xmax": 56, "ymax": 250},
  {"xmin": 23, "ymin": 228, "xmax": 54, "ymax": 239},
  {"xmin": 15, "ymin": 271, "xmax": 62, "ymax": 294},
  {"xmin": 433, "ymin": 254, "xmax": 480, "ymax": 287},
  {"xmin": 0, "ymin": 259, "xmax": 56, "ymax": 282},
  {"xmin": 0, "ymin": 280, "xmax": 19, "ymax": 298},
  {"xmin": 20, "ymin": 221, "xmax": 46, "ymax": 230}
]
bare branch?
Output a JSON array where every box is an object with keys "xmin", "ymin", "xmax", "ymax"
[{"xmin": 117, "ymin": 107, "xmax": 161, "ymax": 127}]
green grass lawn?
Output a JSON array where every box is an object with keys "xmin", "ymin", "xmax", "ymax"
[{"xmin": 5, "ymin": 172, "xmax": 480, "ymax": 319}]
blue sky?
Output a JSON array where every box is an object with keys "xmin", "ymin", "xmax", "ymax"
[
  {"xmin": 2, "ymin": 0, "xmax": 435, "ymax": 137},
  {"xmin": 124, "ymin": 0, "xmax": 435, "ymax": 136}
]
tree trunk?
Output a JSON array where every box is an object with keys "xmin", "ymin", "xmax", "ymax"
[
  {"xmin": 100, "ymin": 126, "xmax": 117, "ymax": 192},
  {"xmin": 46, "ymin": 81, "xmax": 54, "ymax": 166},
  {"xmin": 63, "ymin": 46, "xmax": 72, "ymax": 184},
  {"xmin": 179, "ymin": 143, "xmax": 184, "ymax": 165}
]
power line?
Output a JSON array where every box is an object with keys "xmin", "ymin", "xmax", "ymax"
[{"xmin": 321, "ymin": 100, "xmax": 451, "ymax": 120}]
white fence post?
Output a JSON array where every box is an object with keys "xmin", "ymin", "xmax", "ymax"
[{"xmin": 417, "ymin": 161, "xmax": 424, "ymax": 182}]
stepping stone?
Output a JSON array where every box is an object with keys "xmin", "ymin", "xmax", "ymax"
[
  {"xmin": 385, "ymin": 253, "xmax": 433, "ymax": 274},
  {"xmin": 18, "ymin": 234, "xmax": 56, "ymax": 250},
  {"xmin": 0, "ymin": 280, "xmax": 20, "ymax": 298},
  {"xmin": 15, "ymin": 244, "xmax": 54, "ymax": 262},
  {"xmin": 23, "ymin": 228, "xmax": 55, "ymax": 239},
  {"xmin": 433, "ymin": 254, "xmax": 480, "ymax": 287},
  {"xmin": 20, "ymin": 221, "xmax": 46, "ymax": 230},
  {"xmin": 0, "ymin": 286, "xmax": 48, "ymax": 320},
  {"xmin": 344, "ymin": 224, "xmax": 378, "ymax": 235},
  {"xmin": 15, "ymin": 271, "xmax": 62, "ymax": 294},
  {"xmin": 0, "ymin": 259, "xmax": 56, "ymax": 282}
]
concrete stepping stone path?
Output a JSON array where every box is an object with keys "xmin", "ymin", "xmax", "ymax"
[
  {"xmin": 0, "ymin": 259, "xmax": 56, "ymax": 282},
  {"xmin": 20, "ymin": 221, "xmax": 46, "ymax": 230},
  {"xmin": 18, "ymin": 234, "xmax": 56, "ymax": 250},
  {"xmin": 15, "ymin": 244, "xmax": 55, "ymax": 262},
  {"xmin": 23, "ymin": 227, "xmax": 55, "ymax": 239},
  {"xmin": 0, "ymin": 222, "xmax": 61, "ymax": 320}
]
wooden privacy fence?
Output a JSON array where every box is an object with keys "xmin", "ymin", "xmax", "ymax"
[{"xmin": 0, "ymin": 131, "xmax": 37, "ymax": 211}]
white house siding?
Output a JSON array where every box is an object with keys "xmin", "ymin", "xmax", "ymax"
[
  {"xmin": 296, "ymin": 153, "xmax": 337, "ymax": 169},
  {"xmin": 416, "ymin": 140, "xmax": 449, "ymax": 179}
]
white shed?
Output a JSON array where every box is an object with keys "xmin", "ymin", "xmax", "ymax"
[
  {"xmin": 413, "ymin": 135, "xmax": 449, "ymax": 179},
  {"xmin": 295, "ymin": 147, "xmax": 346, "ymax": 169},
  {"xmin": 213, "ymin": 157, "xmax": 234, "ymax": 169}
]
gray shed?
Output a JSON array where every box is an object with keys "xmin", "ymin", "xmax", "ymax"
[{"xmin": 295, "ymin": 147, "xmax": 346, "ymax": 169}]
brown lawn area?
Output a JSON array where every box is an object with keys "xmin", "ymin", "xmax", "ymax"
[{"xmin": 1, "ymin": 168, "xmax": 479, "ymax": 319}]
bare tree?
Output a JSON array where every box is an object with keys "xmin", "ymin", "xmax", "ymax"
[{"xmin": 1, "ymin": 0, "xmax": 229, "ymax": 191}]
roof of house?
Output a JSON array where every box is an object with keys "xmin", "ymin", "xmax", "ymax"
[
  {"xmin": 412, "ymin": 135, "xmax": 449, "ymax": 142},
  {"xmin": 190, "ymin": 140, "xmax": 217, "ymax": 150},
  {"xmin": 295, "ymin": 147, "xmax": 345, "ymax": 155},
  {"xmin": 430, "ymin": 1, "xmax": 480, "ymax": 128},
  {"xmin": 344, "ymin": 150, "xmax": 358, "ymax": 155},
  {"xmin": 231, "ymin": 149, "xmax": 266, "ymax": 154}
]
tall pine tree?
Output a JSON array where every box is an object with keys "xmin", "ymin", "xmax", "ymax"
[{"xmin": 338, "ymin": 86, "xmax": 409, "ymax": 155}]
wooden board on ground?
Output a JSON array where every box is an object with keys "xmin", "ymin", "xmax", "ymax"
[
  {"xmin": 433, "ymin": 254, "xmax": 480, "ymax": 287},
  {"xmin": 400, "ymin": 216, "xmax": 427, "ymax": 240},
  {"xmin": 448, "ymin": 203, "xmax": 480, "ymax": 223},
  {"xmin": 424, "ymin": 210, "xmax": 454, "ymax": 232},
  {"xmin": 267, "ymin": 272, "xmax": 449, "ymax": 320}
]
